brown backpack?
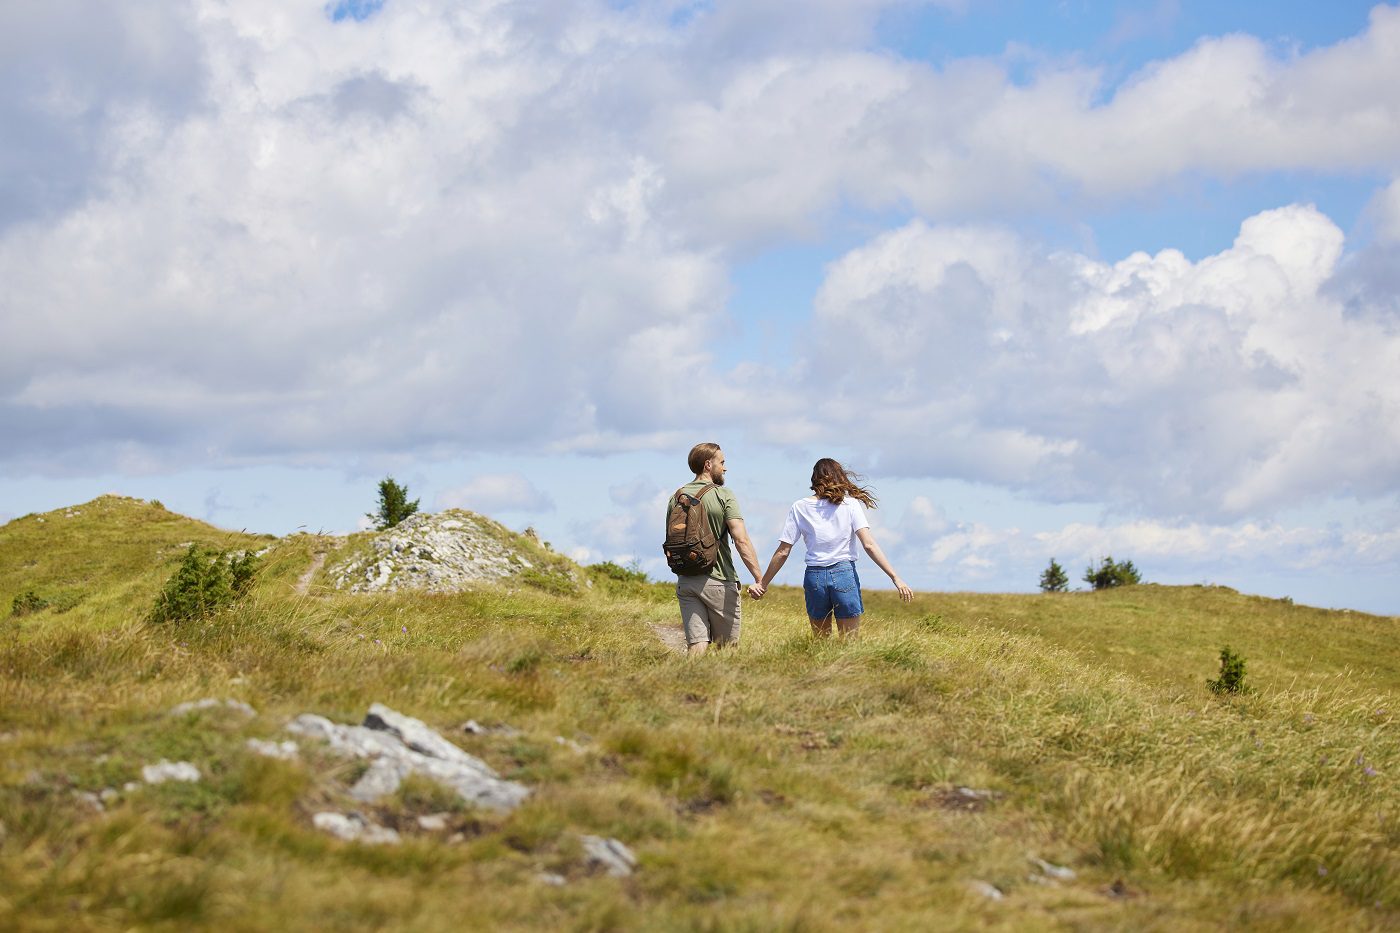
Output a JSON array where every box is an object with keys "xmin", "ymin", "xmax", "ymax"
[{"xmin": 663, "ymin": 484, "xmax": 718, "ymax": 575}]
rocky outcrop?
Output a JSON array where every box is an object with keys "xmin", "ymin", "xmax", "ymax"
[
  {"xmin": 327, "ymin": 510, "xmax": 548, "ymax": 594},
  {"xmin": 286, "ymin": 703, "xmax": 530, "ymax": 812}
]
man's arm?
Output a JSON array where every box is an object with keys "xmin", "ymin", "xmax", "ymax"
[
  {"xmin": 726, "ymin": 518, "xmax": 764, "ymax": 585},
  {"xmin": 750, "ymin": 540, "xmax": 792, "ymax": 599}
]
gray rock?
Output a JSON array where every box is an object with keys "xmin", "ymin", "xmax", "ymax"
[
  {"xmin": 100, "ymin": 788, "xmax": 120, "ymax": 803},
  {"xmin": 1029, "ymin": 856, "xmax": 1076, "ymax": 881},
  {"xmin": 312, "ymin": 811, "xmax": 400, "ymax": 845},
  {"xmin": 968, "ymin": 880, "xmax": 1005, "ymax": 901},
  {"xmin": 171, "ymin": 698, "xmax": 257, "ymax": 718},
  {"xmin": 74, "ymin": 791, "xmax": 105, "ymax": 813},
  {"xmin": 581, "ymin": 835, "xmax": 638, "ymax": 877},
  {"xmin": 141, "ymin": 760, "xmax": 201, "ymax": 784},
  {"xmin": 287, "ymin": 705, "xmax": 529, "ymax": 812},
  {"xmin": 365, "ymin": 703, "xmax": 478, "ymax": 764},
  {"xmin": 536, "ymin": 872, "xmax": 568, "ymax": 886},
  {"xmin": 416, "ymin": 813, "xmax": 452, "ymax": 832},
  {"xmin": 326, "ymin": 510, "xmax": 562, "ymax": 594},
  {"xmin": 246, "ymin": 738, "xmax": 300, "ymax": 760}
]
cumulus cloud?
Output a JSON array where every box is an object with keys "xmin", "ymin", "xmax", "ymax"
[
  {"xmin": 3, "ymin": 0, "xmax": 1400, "ymax": 516},
  {"xmin": 798, "ymin": 204, "xmax": 1400, "ymax": 521},
  {"xmin": 438, "ymin": 473, "xmax": 553, "ymax": 514},
  {"xmin": 890, "ymin": 508, "xmax": 1400, "ymax": 590}
]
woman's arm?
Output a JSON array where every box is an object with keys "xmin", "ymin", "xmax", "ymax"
[
  {"xmin": 750, "ymin": 541, "xmax": 793, "ymax": 599},
  {"xmin": 855, "ymin": 528, "xmax": 913, "ymax": 601}
]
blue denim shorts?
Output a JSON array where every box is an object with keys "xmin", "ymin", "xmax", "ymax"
[{"xmin": 803, "ymin": 561, "xmax": 864, "ymax": 620}]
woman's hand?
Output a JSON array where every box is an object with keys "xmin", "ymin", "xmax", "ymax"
[
  {"xmin": 747, "ymin": 582, "xmax": 766, "ymax": 600},
  {"xmin": 893, "ymin": 578, "xmax": 913, "ymax": 602}
]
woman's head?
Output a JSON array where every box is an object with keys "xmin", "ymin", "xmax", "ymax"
[{"xmin": 810, "ymin": 458, "xmax": 876, "ymax": 508}]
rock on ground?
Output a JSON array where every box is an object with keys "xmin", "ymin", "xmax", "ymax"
[
  {"xmin": 327, "ymin": 510, "xmax": 541, "ymax": 594},
  {"xmin": 581, "ymin": 835, "xmax": 638, "ymax": 877},
  {"xmin": 286, "ymin": 703, "xmax": 529, "ymax": 812},
  {"xmin": 312, "ymin": 812, "xmax": 400, "ymax": 845},
  {"xmin": 141, "ymin": 760, "xmax": 201, "ymax": 784}
]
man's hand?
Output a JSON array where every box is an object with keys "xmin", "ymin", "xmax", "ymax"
[{"xmin": 747, "ymin": 582, "xmax": 766, "ymax": 600}]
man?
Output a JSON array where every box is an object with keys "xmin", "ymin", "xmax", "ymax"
[{"xmin": 669, "ymin": 442, "xmax": 764, "ymax": 655}]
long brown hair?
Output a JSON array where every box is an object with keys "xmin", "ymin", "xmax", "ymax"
[{"xmin": 810, "ymin": 458, "xmax": 876, "ymax": 508}]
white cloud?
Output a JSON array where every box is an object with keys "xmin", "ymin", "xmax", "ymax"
[
  {"xmin": 2, "ymin": 0, "xmax": 1400, "ymax": 510},
  {"xmin": 438, "ymin": 473, "xmax": 553, "ymax": 514},
  {"xmin": 799, "ymin": 204, "xmax": 1400, "ymax": 521},
  {"xmin": 883, "ymin": 502, "xmax": 1400, "ymax": 591}
]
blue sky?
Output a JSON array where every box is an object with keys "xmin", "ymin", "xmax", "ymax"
[{"xmin": 2, "ymin": 1, "xmax": 1399, "ymax": 614}]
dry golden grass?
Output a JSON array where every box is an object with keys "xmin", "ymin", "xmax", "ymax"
[{"xmin": 0, "ymin": 499, "xmax": 1396, "ymax": 930}]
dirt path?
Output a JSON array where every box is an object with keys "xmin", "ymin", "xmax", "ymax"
[
  {"xmin": 295, "ymin": 552, "xmax": 327, "ymax": 595},
  {"xmin": 650, "ymin": 623, "xmax": 687, "ymax": 654}
]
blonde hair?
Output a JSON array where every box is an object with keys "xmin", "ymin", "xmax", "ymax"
[
  {"xmin": 688, "ymin": 442, "xmax": 722, "ymax": 476},
  {"xmin": 810, "ymin": 458, "xmax": 876, "ymax": 508}
]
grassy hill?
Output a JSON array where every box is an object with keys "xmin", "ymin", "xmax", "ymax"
[{"xmin": 0, "ymin": 501, "xmax": 1396, "ymax": 931}]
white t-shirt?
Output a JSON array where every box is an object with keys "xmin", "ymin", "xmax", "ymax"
[{"xmin": 779, "ymin": 496, "xmax": 871, "ymax": 566}]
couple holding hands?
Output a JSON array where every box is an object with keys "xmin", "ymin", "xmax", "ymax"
[{"xmin": 669, "ymin": 442, "xmax": 912, "ymax": 656}]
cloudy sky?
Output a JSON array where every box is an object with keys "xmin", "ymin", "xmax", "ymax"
[{"xmin": 3, "ymin": 0, "xmax": 1399, "ymax": 613}]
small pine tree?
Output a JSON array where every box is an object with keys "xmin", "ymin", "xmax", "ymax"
[
  {"xmin": 1083, "ymin": 556, "xmax": 1142, "ymax": 590},
  {"xmin": 368, "ymin": 477, "xmax": 420, "ymax": 530},
  {"xmin": 1207, "ymin": 646, "xmax": 1250, "ymax": 695},
  {"xmin": 150, "ymin": 546, "xmax": 228, "ymax": 624},
  {"xmin": 1039, "ymin": 558, "xmax": 1069, "ymax": 593}
]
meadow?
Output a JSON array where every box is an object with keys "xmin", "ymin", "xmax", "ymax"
[{"xmin": 0, "ymin": 497, "xmax": 1395, "ymax": 931}]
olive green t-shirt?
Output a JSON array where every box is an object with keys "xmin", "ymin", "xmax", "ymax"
[{"xmin": 668, "ymin": 482, "xmax": 743, "ymax": 581}]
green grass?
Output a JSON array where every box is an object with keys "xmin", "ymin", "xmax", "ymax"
[{"xmin": 0, "ymin": 502, "xmax": 1396, "ymax": 930}]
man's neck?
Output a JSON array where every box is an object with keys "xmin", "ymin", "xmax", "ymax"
[{"xmin": 693, "ymin": 474, "xmax": 712, "ymax": 485}]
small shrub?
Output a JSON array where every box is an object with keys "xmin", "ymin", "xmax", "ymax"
[
  {"xmin": 519, "ymin": 568, "xmax": 578, "ymax": 597},
  {"xmin": 588, "ymin": 560, "xmax": 649, "ymax": 585},
  {"xmin": 149, "ymin": 545, "xmax": 261, "ymax": 625},
  {"xmin": 11, "ymin": 590, "xmax": 49, "ymax": 617},
  {"xmin": 1207, "ymin": 646, "xmax": 1251, "ymax": 695},
  {"xmin": 368, "ymin": 477, "xmax": 419, "ymax": 531},
  {"xmin": 1039, "ymin": 558, "xmax": 1069, "ymax": 592},
  {"xmin": 1083, "ymin": 556, "xmax": 1142, "ymax": 590}
]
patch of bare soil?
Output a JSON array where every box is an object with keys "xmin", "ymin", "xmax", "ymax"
[
  {"xmin": 295, "ymin": 551, "xmax": 327, "ymax": 595},
  {"xmin": 650, "ymin": 623, "xmax": 688, "ymax": 654}
]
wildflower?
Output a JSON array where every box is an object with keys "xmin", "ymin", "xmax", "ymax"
[
  {"xmin": 1363, "ymin": 766, "xmax": 1378, "ymax": 778},
  {"xmin": 402, "ymin": 626, "xmax": 407, "ymax": 633},
  {"xmin": 374, "ymin": 638, "xmax": 381, "ymax": 644},
  {"xmin": 1317, "ymin": 865, "xmax": 1328, "ymax": 877}
]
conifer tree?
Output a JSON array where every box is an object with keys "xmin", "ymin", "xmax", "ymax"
[
  {"xmin": 1039, "ymin": 557, "xmax": 1069, "ymax": 592},
  {"xmin": 369, "ymin": 477, "xmax": 420, "ymax": 530}
]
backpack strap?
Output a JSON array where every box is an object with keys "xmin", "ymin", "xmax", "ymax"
[{"xmin": 675, "ymin": 483, "xmax": 717, "ymax": 506}]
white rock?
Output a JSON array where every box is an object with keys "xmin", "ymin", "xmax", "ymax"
[
  {"xmin": 1029, "ymin": 856, "xmax": 1076, "ymax": 881},
  {"xmin": 74, "ymin": 791, "xmax": 105, "ymax": 813},
  {"xmin": 416, "ymin": 813, "xmax": 451, "ymax": 832},
  {"xmin": 141, "ymin": 760, "xmax": 201, "ymax": 784},
  {"xmin": 246, "ymin": 738, "xmax": 300, "ymax": 760},
  {"xmin": 968, "ymin": 880, "xmax": 1005, "ymax": 901},
  {"xmin": 326, "ymin": 510, "xmax": 568, "ymax": 594},
  {"xmin": 288, "ymin": 705, "xmax": 529, "ymax": 812},
  {"xmin": 536, "ymin": 872, "xmax": 568, "ymax": 886},
  {"xmin": 312, "ymin": 811, "xmax": 400, "ymax": 845},
  {"xmin": 171, "ymin": 698, "xmax": 257, "ymax": 718},
  {"xmin": 580, "ymin": 835, "xmax": 638, "ymax": 877}
]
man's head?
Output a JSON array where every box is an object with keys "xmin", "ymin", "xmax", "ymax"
[{"xmin": 688, "ymin": 442, "xmax": 726, "ymax": 485}]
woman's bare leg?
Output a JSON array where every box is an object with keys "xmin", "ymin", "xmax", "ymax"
[
  {"xmin": 809, "ymin": 614, "xmax": 834, "ymax": 637},
  {"xmin": 835, "ymin": 615, "xmax": 861, "ymax": 638}
]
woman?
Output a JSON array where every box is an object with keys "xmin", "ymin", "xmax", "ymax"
[{"xmin": 749, "ymin": 458, "xmax": 913, "ymax": 637}]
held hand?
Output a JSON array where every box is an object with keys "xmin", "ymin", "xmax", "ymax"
[
  {"xmin": 747, "ymin": 582, "xmax": 766, "ymax": 600},
  {"xmin": 894, "ymin": 578, "xmax": 913, "ymax": 602}
]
